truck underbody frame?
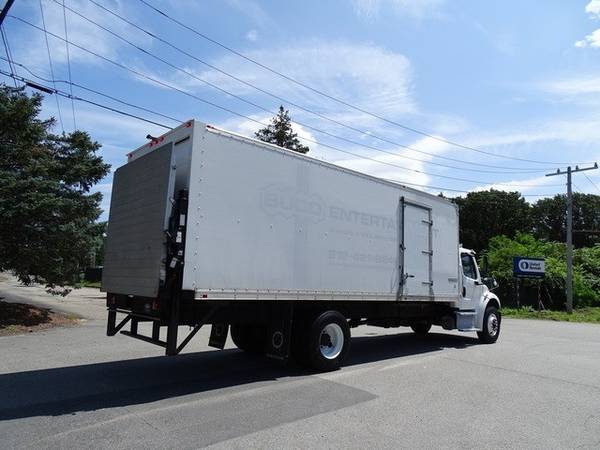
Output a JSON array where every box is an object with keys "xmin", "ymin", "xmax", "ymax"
[{"xmin": 106, "ymin": 291, "xmax": 458, "ymax": 358}]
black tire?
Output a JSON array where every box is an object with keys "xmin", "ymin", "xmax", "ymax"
[
  {"xmin": 477, "ymin": 306, "xmax": 501, "ymax": 344},
  {"xmin": 303, "ymin": 311, "xmax": 351, "ymax": 372},
  {"xmin": 410, "ymin": 321, "xmax": 432, "ymax": 335},
  {"xmin": 230, "ymin": 324, "xmax": 268, "ymax": 353}
]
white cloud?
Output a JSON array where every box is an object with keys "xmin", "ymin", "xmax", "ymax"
[
  {"xmin": 352, "ymin": 0, "xmax": 445, "ymax": 19},
  {"xmin": 541, "ymin": 76, "xmax": 600, "ymax": 95},
  {"xmin": 176, "ymin": 41, "xmax": 415, "ymax": 118},
  {"xmin": 11, "ymin": 0, "xmax": 151, "ymax": 75},
  {"xmin": 463, "ymin": 116, "xmax": 600, "ymax": 150},
  {"xmin": 575, "ymin": 1, "xmax": 600, "ymax": 48},
  {"xmin": 473, "ymin": 174, "xmax": 560, "ymax": 195},
  {"xmin": 246, "ymin": 29, "xmax": 258, "ymax": 42},
  {"xmin": 333, "ymin": 135, "xmax": 454, "ymax": 187},
  {"xmin": 586, "ymin": 0, "xmax": 600, "ymax": 17},
  {"xmin": 575, "ymin": 28, "xmax": 600, "ymax": 48}
]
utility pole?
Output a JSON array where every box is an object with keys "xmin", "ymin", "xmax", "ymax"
[
  {"xmin": 0, "ymin": 0, "xmax": 16, "ymax": 27},
  {"xmin": 546, "ymin": 163, "xmax": 598, "ymax": 313}
]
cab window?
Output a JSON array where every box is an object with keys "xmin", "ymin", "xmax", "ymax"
[{"xmin": 461, "ymin": 254, "xmax": 478, "ymax": 280}]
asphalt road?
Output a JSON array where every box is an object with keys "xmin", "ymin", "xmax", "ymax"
[{"xmin": 1, "ymin": 279, "xmax": 599, "ymax": 449}]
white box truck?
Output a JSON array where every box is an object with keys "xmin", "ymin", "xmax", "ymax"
[{"xmin": 102, "ymin": 120, "xmax": 501, "ymax": 371}]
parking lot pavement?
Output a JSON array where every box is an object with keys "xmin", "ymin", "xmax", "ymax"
[{"xmin": 1, "ymin": 283, "xmax": 599, "ymax": 449}]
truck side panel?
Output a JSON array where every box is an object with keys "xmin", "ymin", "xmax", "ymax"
[{"xmin": 183, "ymin": 126, "xmax": 459, "ymax": 301}]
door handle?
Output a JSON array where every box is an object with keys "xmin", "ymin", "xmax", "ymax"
[
  {"xmin": 462, "ymin": 286, "xmax": 466, "ymax": 297},
  {"xmin": 402, "ymin": 273, "xmax": 415, "ymax": 283}
]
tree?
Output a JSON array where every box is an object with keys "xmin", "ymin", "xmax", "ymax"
[
  {"xmin": 486, "ymin": 233, "xmax": 600, "ymax": 309},
  {"xmin": 255, "ymin": 106, "xmax": 310, "ymax": 154},
  {"xmin": 531, "ymin": 193, "xmax": 600, "ymax": 248},
  {"xmin": 452, "ymin": 190, "xmax": 531, "ymax": 253},
  {"xmin": 0, "ymin": 85, "xmax": 110, "ymax": 294}
]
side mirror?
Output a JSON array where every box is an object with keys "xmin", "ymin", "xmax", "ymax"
[
  {"xmin": 482, "ymin": 276, "xmax": 499, "ymax": 291},
  {"xmin": 481, "ymin": 254, "xmax": 489, "ymax": 277}
]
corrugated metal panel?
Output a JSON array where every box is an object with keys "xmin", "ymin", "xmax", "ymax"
[{"xmin": 102, "ymin": 144, "xmax": 175, "ymax": 297}]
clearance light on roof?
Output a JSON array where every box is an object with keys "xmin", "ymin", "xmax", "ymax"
[{"xmin": 148, "ymin": 136, "xmax": 165, "ymax": 147}]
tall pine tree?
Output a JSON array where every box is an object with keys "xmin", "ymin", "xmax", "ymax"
[
  {"xmin": 255, "ymin": 106, "xmax": 309, "ymax": 154},
  {"xmin": 0, "ymin": 85, "xmax": 110, "ymax": 294}
]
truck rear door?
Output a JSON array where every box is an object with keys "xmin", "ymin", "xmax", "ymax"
[{"xmin": 102, "ymin": 143, "xmax": 176, "ymax": 298}]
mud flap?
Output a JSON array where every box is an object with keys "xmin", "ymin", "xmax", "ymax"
[
  {"xmin": 266, "ymin": 303, "xmax": 294, "ymax": 361},
  {"xmin": 208, "ymin": 323, "xmax": 229, "ymax": 349}
]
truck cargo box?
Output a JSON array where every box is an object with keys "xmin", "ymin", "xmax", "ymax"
[{"xmin": 103, "ymin": 120, "xmax": 460, "ymax": 304}]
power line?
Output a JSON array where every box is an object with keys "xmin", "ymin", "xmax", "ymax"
[
  {"xmin": 382, "ymin": 179, "xmax": 549, "ymax": 198},
  {"xmin": 6, "ymin": 15, "xmax": 564, "ymax": 193},
  {"xmin": 38, "ymin": 0, "xmax": 64, "ymax": 134},
  {"xmin": 31, "ymin": 8, "xmax": 562, "ymax": 188},
  {"xmin": 0, "ymin": 68, "xmax": 173, "ymax": 129},
  {"xmin": 62, "ymin": 0, "xmax": 76, "ymax": 130},
  {"xmin": 1, "ymin": 56, "xmax": 183, "ymax": 125},
  {"xmin": 0, "ymin": 24, "xmax": 17, "ymax": 87},
  {"xmin": 0, "ymin": 0, "xmax": 16, "ymax": 27},
  {"xmin": 0, "ymin": 66, "xmax": 500, "ymax": 198},
  {"xmin": 85, "ymin": 0, "xmax": 547, "ymax": 175},
  {"xmin": 583, "ymin": 172, "xmax": 600, "ymax": 194},
  {"xmin": 137, "ymin": 0, "xmax": 593, "ymax": 167},
  {"xmin": 0, "ymin": 66, "xmax": 555, "ymax": 199}
]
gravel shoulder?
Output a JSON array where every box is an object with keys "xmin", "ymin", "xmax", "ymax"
[{"xmin": 0, "ymin": 273, "xmax": 106, "ymax": 321}]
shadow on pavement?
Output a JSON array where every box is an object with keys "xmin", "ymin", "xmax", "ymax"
[
  {"xmin": 0, "ymin": 331, "xmax": 477, "ymax": 421},
  {"xmin": 347, "ymin": 331, "xmax": 477, "ymax": 366}
]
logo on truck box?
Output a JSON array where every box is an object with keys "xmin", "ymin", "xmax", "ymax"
[
  {"xmin": 260, "ymin": 184, "xmax": 396, "ymax": 231},
  {"xmin": 261, "ymin": 184, "xmax": 325, "ymax": 223}
]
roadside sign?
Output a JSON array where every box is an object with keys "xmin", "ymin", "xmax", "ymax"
[{"xmin": 513, "ymin": 257, "xmax": 545, "ymax": 279}]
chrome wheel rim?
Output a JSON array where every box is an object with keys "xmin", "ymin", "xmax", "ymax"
[
  {"xmin": 487, "ymin": 313, "xmax": 499, "ymax": 337},
  {"xmin": 319, "ymin": 323, "xmax": 344, "ymax": 360}
]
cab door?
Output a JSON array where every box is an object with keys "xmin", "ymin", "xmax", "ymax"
[
  {"xmin": 460, "ymin": 252, "xmax": 480, "ymax": 305},
  {"xmin": 458, "ymin": 252, "xmax": 485, "ymax": 329}
]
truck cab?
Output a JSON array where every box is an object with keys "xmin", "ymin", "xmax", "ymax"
[{"xmin": 458, "ymin": 247, "xmax": 501, "ymax": 343}]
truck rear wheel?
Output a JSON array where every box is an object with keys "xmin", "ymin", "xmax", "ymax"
[
  {"xmin": 410, "ymin": 321, "xmax": 432, "ymax": 335},
  {"xmin": 302, "ymin": 311, "xmax": 351, "ymax": 372},
  {"xmin": 230, "ymin": 324, "xmax": 268, "ymax": 354},
  {"xmin": 477, "ymin": 306, "xmax": 501, "ymax": 344}
]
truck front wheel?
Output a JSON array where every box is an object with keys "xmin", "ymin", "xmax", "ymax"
[
  {"xmin": 302, "ymin": 311, "xmax": 351, "ymax": 372},
  {"xmin": 230, "ymin": 324, "xmax": 268, "ymax": 354},
  {"xmin": 477, "ymin": 306, "xmax": 501, "ymax": 344}
]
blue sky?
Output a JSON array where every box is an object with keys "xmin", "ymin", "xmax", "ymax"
[{"xmin": 2, "ymin": 0, "xmax": 600, "ymax": 219}]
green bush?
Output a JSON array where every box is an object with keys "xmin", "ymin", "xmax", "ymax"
[{"xmin": 484, "ymin": 234, "xmax": 600, "ymax": 309}]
